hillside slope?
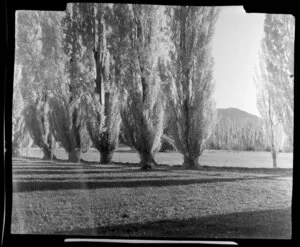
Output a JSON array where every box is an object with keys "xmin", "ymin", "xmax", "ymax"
[{"xmin": 217, "ymin": 108, "xmax": 260, "ymax": 125}]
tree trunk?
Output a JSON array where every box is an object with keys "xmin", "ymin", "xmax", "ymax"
[
  {"xmin": 271, "ymin": 149, "xmax": 277, "ymax": 168},
  {"xmin": 93, "ymin": 50, "xmax": 104, "ymax": 106},
  {"xmin": 12, "ymin": 147, "xmax": 21, "ymax": 157},
  {"xmin": 42, "ymin": 146, "xmax": 51, "ymax": 160},
  {"xmin": 25, "ymin": 147, "xmax": 30, "ymax": 158},
  {"xmin": 68, "ymin": 149, "xmax": 81, "ymax": 163},
  {"xmin": 183, "ymin": 155, "xmax": 200, "ymax": 169},
  {"xmin": 139, "ymin": 150, "xmax": 158, "ymax": 170},
  {"xmin": 42, "ymin": 145, "xmax": 56, "ymax": 160},
  {"xmin": 100, "ymin": 150, "xmax": 114, "ymax": 164}
]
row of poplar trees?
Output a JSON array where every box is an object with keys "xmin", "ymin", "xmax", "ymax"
[
  {"xmin": 13, "ymin": 4, "xmax": 220, "ymax": 169},
  {"xmin": 13, "ymin": 4, "xmax": 294, "ymax": 169},
  {"xmin": 206, "ymin": 119, "xmax": 270, "ymax": 151}
]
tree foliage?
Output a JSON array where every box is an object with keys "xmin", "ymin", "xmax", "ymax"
[
  {"xmin": 254, "ymin": 14, "xmax": 294, "ymax": 167},
  {"xmin": 14, "ymin": 11, "xmax": 66, "ymax": 159},
  {"xmin": 206, "ymin": 117, "xmax": 269, "ymax": 151},
  {"xmin": 166, "ymin": 6, "xmax": 219, "ymax": 168},
  {"xmin": 14, "ymin": 5, "xmax": 289, "ymax": 169},
  {"xmin": 255, "ymin": 74, "xmax": 284, "ymax": 167},
  {"xmin": 259, "ymin": 14, "xmax": 294, "ymax": 150},
  {"xmin": 49, "ymin": 95, "xmax": 91, "ymax": 161},
  {"xmin": 47, "ymin": 4, "xmax": 95, "ymax": 162},
  {"xmin": 64, "ymin": 3, "xmax": 122, "ymax": 164},
  {"xmin": 118, "ymin": 4, "xmax": 167, "ymax": 168},
  {"xmin": 12, "ymin": 64, "xmax": 33, "ymax": 157}
]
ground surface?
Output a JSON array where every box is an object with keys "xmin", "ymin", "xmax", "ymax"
[
  {"xmin": 28, "ymin": 147, "xmax": 293, "ymax": 168},
  {"xmin": 11, "ymin": 149, "xmax": 293, "ymax": 239}
]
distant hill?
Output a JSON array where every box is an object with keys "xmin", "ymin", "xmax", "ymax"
[
  {"xmin": 161, "ymin": 107, "xmax": 265, "ymax": 152},
  {"xmin": 164, "ymin": 107, "xmax": 261, "ymax": 127},
  {"xmin": 217, "ymin": 108, "xmax": 260, "ymax": 125}
]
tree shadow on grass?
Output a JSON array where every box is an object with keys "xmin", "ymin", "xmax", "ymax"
[
  {"xmin": 13, "ymin": 165, "xmax": 134, "ymax": 171},
  {"xmin": 12, "ymin": 162, "xmax": 180, "ymax": 176},
  {"xmin": 114, "ymin": 149, "xmax": 138, "ymax": 153},
  {"xmin": 14, "ymin": 175, "xmax": 184, "ymax": 182},
  {"xmin": 12, "ymin": 159, "xmax": 54, "ymax": 165},
  {"xmin": 13, "ymin": 157, "xmax": 293, "ymax": 174},
  {"xmin": 12, "ymin": 168, "xmax": 155, "ymax": 176},
  {"xmin": 13, "ymin": 159, "xmax": 142, "ymax": 168},
  {"xmin": 55, "ymin": 208, "xmax": 292, "ymax": 239},
  {"xmin": 12, "ymin": 174, "xmax": 291, "ymax": 193},
  {"xmin": 13, "ymin": 166, "xmax": 95, "ymax": 171},
  {"xmin": 197, "ymin": 166, "xmax": 293, "ymax": 175}
]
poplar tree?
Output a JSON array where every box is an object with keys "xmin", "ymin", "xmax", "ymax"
[
  {"xmin": 15, "ymin": 11, "xmax": 63, "ymax": 160},
  {"xmin": 49, "ymin": 3, "xmax": 94, "ymax": 162},
  {"xmin": 255, "ymin": 14, "xmax": 294, "ymax": 166},
  {"xmin": 63, "ymin": 3, "xmax": 121, "ymax": 164},
  {"xmin": 167, "ymin": 6, "xmax": 219, "ymax": 168},
  {"xmin": 258, "ymin": 14, "xmax": 294, "ymax": 150},
  {"xmin": 12, "ymin": 64, "xmax": 32, "ymax": 157},
  {"xmin": 118, "ymin": 4, "xmax": 167, "ymax": 169}
]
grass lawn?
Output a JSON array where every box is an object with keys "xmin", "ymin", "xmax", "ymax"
[
  {"xmin": 27, "ymin": 147, "xmax": 293, "ymax": 168},
  {"xmin": 11, "ymin": 149, "xmax": 293, "ymax": 239}
]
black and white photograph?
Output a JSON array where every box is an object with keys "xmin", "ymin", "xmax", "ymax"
[{"xmin": 10, "ymin": 2, "xmax": 294, "ymax": 240}]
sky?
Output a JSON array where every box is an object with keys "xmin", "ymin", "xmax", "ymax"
[{"xmin": 211, "ymin": 6, "xmax": 266, "ymax": 117}]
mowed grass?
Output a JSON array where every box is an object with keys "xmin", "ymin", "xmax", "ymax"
[{"xmin": 11, "ymin": 149, "xmax": 293, "ymax": 239}]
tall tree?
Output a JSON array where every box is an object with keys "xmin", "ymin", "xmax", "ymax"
[
  {"xmin": 12, "ymin": 64, "xmax": 33, "ymax": 157},
  {"xmin": 15, "ymin": 11, "xmax": 62, "ymax": 160},
  {"xmin": 65, "ymin": 3, "xmax": 121, "ymax": 164},
  {"xmin": 118, "ymin": 4, "xmax": 167, "ymax": 169},
  {"xmin": 256, "ymin": 72, "xmax": 283, "ymax": 167},
  {"xmin": 259, "ymin": 14, "xmax": 294, "ymax": 150},
  {"xmin": 49, "ymin": 4, "xmax": 94, "ymax": 162},
  {"xmin": 167, "ymin": 6, "xmax": 219, "ymax": 168},
  {"xmin": 49, "ymin": 94, "xmax": 91, "ymax": 162}
]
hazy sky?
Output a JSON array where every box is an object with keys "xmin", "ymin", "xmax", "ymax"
[{"xmin": 211, "ymin": 6, "xmax": 265, "ymax": 117}]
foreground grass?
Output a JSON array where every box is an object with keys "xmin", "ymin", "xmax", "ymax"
[{"xmin": 11, "ymin": 158, "xmax": 292, "ymax": 239}]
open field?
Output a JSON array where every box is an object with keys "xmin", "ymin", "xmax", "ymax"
[
  {"xmin": 11, "ymin": 149, "xmax": 293, "ymax": 239},
  {"xmin": 27, "ymin": 147, "xmax": 293, "ymax": 168}
]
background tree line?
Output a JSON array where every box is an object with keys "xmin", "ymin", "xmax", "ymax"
[
  {"xmin": 206, "ymin": 118, "xmax": 269, "ymax": 151},
  {"xmin": 163, "ymin": 108, "xmax": 292, "ymax": 153}
]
